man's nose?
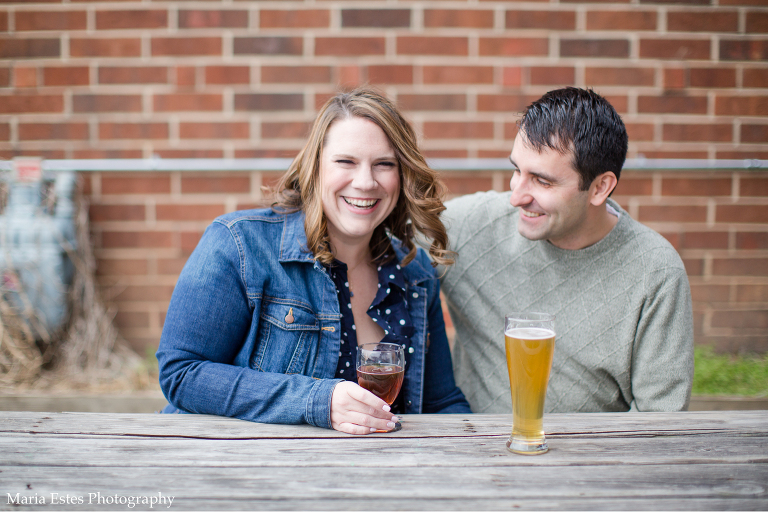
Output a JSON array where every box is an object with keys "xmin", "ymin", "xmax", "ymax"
[{"xmin": 509, "ymin": 174, "xmax": 530, "ymax": 207}]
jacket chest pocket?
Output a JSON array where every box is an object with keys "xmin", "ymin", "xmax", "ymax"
[{"xmin": 252, "ymin": 301, "xmax": 319, "ymax": 375}]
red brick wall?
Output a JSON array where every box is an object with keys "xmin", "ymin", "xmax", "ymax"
[
  {"xmin": 1, "ymin": 1, "xmax": 766, "ymax": 159},
  {"xmin": 82, "ymin": 168, "xmax": 768, "ymax": 355}
]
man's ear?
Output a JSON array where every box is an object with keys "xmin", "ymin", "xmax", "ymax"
[{"xmin": 589, "ymin": 172, "xmax": 618, "ymax": 206}]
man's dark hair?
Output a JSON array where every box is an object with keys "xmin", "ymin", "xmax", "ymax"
[{"xmin": 519, "ymin": 87, "xmax": 628, "ymax": 191}]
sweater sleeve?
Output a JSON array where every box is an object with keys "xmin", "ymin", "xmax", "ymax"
[
  {"xmin": 443, "ymin": 193, "xmax": 479, "ymax": 247},
  {"xmin": 441, "ymin": 192, "xmax": 489, "ymax": 276},
  {"xmin": 630, "ymin": 267, "xmax": 694, "ymax": 412},
  {"xmin": 440, "ymin": 197, "xmax": 466, "ymax": 278}
]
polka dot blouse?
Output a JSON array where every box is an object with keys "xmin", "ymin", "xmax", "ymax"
[{"xmin": 328, "ymin": 258, "xmax": 415, "ymax": 399}]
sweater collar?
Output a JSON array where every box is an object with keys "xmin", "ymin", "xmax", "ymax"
[{"xmin": 534, "ymin": 198, "xmax": 629, "ymax": 259}]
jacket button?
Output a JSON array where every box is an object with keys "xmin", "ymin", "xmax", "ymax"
[
  {"xmin": 285, "ymin": 308, "xmax": 294, "ymax": 324},
  {"xmin": 406, "ymin": 400, "xmax": 412, "ymax": 407}
]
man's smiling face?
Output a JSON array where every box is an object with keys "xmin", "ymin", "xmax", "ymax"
[{"xmin": 508, "ymin": 132, "xmax": 593, "ymax": 250}]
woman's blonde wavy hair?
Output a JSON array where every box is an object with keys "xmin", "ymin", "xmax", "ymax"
[{"xmin": 273, "ymin": 87, "xmax": 454, "ymax": 268}]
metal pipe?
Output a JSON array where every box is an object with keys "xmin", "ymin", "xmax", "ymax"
[{"xmin": 0, "ymin": 158, "xmax": 766, "ymax": 173}]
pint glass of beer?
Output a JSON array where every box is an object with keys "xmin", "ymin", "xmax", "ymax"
[{"xmin": 504, "ymin": 312, "xmax": 555, "ymax": 455}]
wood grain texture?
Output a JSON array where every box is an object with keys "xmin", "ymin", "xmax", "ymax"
[
  {"xmin": 1, "ymin": 432, "xmax": 766, "ymax": 468},
  {"xmin": 1, "ymin": 410, "xmax": 765, "ymax": 438},
  {"xmin": 1, "ymin": 411, "xmax": 766, "ymax": 511},
  {"xmin": 2, "ymin": 465, "xmax": 766, "ymax": 511}
]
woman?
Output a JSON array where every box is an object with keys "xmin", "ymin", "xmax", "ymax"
[{"xmin": 157, "ymin": 88, "xmax": 471, "ymax": 434}]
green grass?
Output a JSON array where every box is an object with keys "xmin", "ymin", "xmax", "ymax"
[
  {"xmin": 143, "ymin": 345, "xmax": 159, "ymax": 373},
  {"xmin": 693, "ymin": 346, "xmax": 768, "ymax": 397}
]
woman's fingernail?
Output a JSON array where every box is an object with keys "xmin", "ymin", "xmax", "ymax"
[
  {"xmin": 387, "ymin": 422, "xmax": 396, "ymax": 429},
  {"xmin": 370, "ymin": 427, "xmax": 377, "ymax": 432},
  {"xmin": 382, "ymin": 405, "xmax": 391, "ymax": 412}
]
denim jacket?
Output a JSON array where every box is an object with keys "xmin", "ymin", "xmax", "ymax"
[{"xmin": 157, "ymin": 208, "xmax": 470, "ymax": 429}]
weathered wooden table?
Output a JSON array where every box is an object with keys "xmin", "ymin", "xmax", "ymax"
[{"xmin": 1, "ymin": 410, "xmax": 766, "ymax": 510}]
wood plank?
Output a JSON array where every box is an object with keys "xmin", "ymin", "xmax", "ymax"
[
  {"xmin": 1, "ymin": 464, "xmax": 766, "ymax": 510},
  {"xmin": 1, "ymin": 432, "xmax": 766, "ymax": 468},
  {"xmin": 0, "ymin": 395, "xmax": 167, "ymax": 414},
  {"xmin": 689, "ymin": 396, "xmax": 768, "ymax": 411},
  {"xmin": 1, "ymin": 411, "xmax": 766, "ymax": 440},
  {"xmin": 2, "ymin": 495, "xmax": 766, "ymax": 512}
]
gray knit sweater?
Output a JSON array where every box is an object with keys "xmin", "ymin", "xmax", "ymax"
[{"xmin": 442, "ymin": 191, "xmax": 694, "ymax": 413}]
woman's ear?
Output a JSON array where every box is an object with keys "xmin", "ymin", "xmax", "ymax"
[{"xmin": 589, "ymin": 172, "xmax": 618, "ymax": 206}]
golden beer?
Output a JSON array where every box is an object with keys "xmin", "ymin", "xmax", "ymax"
[{"xmin": 504, "ymin": 314, "xmax": 555, "ymax": 455}]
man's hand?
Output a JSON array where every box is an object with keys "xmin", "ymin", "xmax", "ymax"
[{"xmin": 330, "ymin": 381, "xmax": 398, "ymax": 435}]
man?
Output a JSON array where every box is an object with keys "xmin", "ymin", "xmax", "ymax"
[{"xmin": 441, "ymin": 87, "xmax": 694, "ymax": 413}]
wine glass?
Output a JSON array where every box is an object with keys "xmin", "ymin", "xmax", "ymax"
[{"xmin": 356, "ymin": 342, "xmax": 405, "ymax": 432}]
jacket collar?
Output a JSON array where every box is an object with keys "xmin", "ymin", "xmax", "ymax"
[
  {"xmin": 279, "ymin": 210, "xmax": 314, "ymax": 263},
  {"xmin": 279, "ymin": 210, "xmax": 435, "ymax": 284}
]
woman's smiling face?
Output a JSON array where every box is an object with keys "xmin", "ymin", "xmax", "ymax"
[{"xmin": 319, "ymin": 116, "xmax": 400, "ymax": 249}]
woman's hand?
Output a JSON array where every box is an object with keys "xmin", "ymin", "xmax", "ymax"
[{"xmin": 330, "ymin": 381, "xmax": 398, "ymax": 435}]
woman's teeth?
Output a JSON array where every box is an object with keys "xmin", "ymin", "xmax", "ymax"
[
  {"xmin": 521, "ymin": 209, "xmax": 543, "ymax": 218},
  {"xmin": 344, "ymin": 197, "xmax": 378, "ymax": 208}
]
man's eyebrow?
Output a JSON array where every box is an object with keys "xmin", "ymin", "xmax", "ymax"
[
  {"xmin": 507, "ymin": 154, "xmax": 558, "ymax": 183},
  {"xmin": 510, "ymin": 159, "xmax": 558, "ymax": 183},
  {"xmin": 530, "ymin": 170, "xmax": 557, "ymax": 183}
]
